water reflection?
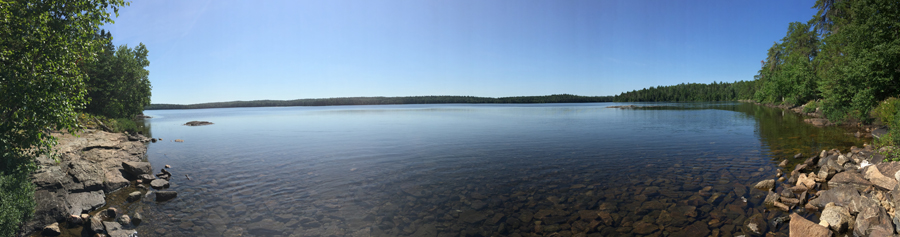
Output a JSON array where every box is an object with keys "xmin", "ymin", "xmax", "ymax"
[{"xmin": 98, "ymin": 103, "xmax": 869, "ymax": 236}]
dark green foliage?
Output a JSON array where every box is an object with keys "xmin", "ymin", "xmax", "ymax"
[
  {"xmin": 754, "ymin": 0, "xmax": 900, "ymax": 123},
  {"xmin": 754, "ymin": 22, "xmax": 819, "ymax": 105},
  {"xmin": 613, "ymin": 81, "xmax": 759, "ymax": 102},
  {"xmin": 82, "ymin": 31, "xmax": 152, "ymax": 119},
  {"xmin": 802, "ymin": 100, "xmax": 821, "ymax": 113},
  {"xmin": 1, "ymin": 1, "xmax": 126, "ymax": 235},
  {"xmin": 146, "ymin": 94, "xmax": 614, "ymax": 110},
  {"xmin": 0, "ymin": 162, "xmax": 35, "ymax": 237}
]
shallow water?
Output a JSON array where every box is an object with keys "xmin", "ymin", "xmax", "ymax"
[{"xmin": 107, "ymin": 102, "xmax": 866, "ymax": 236}]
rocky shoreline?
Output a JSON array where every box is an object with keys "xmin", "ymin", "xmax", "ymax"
[
  {"xmin": 19, "ymin": 129, "xmax": 177, "ymax": 237},
  {"xmin": 751, "ymin": 145, "xmax": 900, "ymax": 236}
]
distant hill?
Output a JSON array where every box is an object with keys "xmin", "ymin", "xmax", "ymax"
[{"xmin": 145, "ymin": 94, "xmax": 614, "ymax": 110}]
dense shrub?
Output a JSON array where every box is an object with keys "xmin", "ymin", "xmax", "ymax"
[
  {"xmin": 802, "ymin": 100, "xmax": 821, "ymax": 113},
  {"xmin": 0, "ymin": 163, "xmax": 36, "ymax": 237},
  {"xmin": 872, "ymin": 97, "xmax": 900, "ymax": 126}
]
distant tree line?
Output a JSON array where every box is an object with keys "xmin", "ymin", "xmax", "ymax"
[
  {"xmin": 613, "ymin": 81, "xmax": 759, "ymax": 102},
  {"xmin": 145, "ymin": 94, "xmax": 614, "ymax": 110}
]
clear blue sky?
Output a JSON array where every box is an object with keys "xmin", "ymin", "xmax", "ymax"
[{"xmin": 104, "ymin": 0, "xmax": 818, "ymax": 104}]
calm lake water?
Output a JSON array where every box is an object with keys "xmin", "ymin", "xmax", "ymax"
[{"xmin": 120, "ymin": 102, "xmax": 866, "ymax": 236}]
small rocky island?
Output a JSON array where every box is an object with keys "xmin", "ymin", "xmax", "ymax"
[
  {"xmin": 184, "ymin": 121, "xmax": 213, "ymax": 126},
  {"xmin": 24, "ymin": 129, "xmax": 177, "ymax": 237}
]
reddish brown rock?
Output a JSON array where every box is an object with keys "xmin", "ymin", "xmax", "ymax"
[{"xmin": 789, "ymin": 213, "xmax": 832, "ymax": 237}]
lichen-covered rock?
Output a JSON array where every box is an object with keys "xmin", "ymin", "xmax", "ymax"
[{"xmin": 820, "ymin": 202, "xmax": 852, "ymax": 233}]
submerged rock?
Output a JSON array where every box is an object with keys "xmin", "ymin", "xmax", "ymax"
[
  {"xmin": 754, "ymin": 179, "xmax": 775, "ymax": 190},
  {"xmin": 156, "ymin": 191, "xmax": 178, "ymax": 202},
  {"xmin": 132, "ymin": 212, "xmax": 143, "ymax": 226},
  {"xmin": 127, "ymin": 191, "xmax": 141, "ymax": 202},
  {"xmin": 104, "ymin": 221, "xmax": 137, "ymax": 237}
]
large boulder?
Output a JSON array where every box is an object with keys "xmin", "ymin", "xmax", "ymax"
[
  {"xmin": 828, "ymin": 171, "xmax": 873, "ymax": 191},
  {"xmin": 103, "ymin": 168, "xmax": 129, "ymax": 193},
  {"xmin": 121, "ymin": 161, "xmax": 152, "ymax": 177},
  {"xmin": 854, "ymin": 195, "xmax": 894, "ymax": 236},
  {"xmin": 864, "ymin": 165, "xmax": 899, "ymax": 191},
  {"xmin": 809, "ymin": 186, "xmax": 861, "ymax": 209},
  {"xmin": 789, "ymin": 213, "xmax": 832, "ymax": 237},
  {"xmin": 820, "ymin": 202, "xmax": 852, "ymax": 233}
]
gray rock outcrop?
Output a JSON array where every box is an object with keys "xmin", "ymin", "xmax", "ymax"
[{"xmin": 21, "ymin": 129, "xmax": 147, "ymax": 236}]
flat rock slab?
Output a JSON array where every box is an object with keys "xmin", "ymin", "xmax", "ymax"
[
  {"xmin": 150, "ymin": 179, "xmax": 169, "ymax": 189},
  {"xmin": 790, "ymin": 213, "xmax": 832, "ymax": 237},
  {"xmin": 828, "ymin": 171, "xmax": 873, "ymax": 192},
  {"xmin": 809, "ymin": 186, "xmax": 861, "ymax": 209},
  {"xmin": 66, "ymin": 191, "xmax": 106, "ymax": 216},
  {"xmin": 67, "ymin": 160, "xmax": 104, "ymax": 192},
  {"xmin": 122, "ymin": 161, "xmax": 152, "ymax": 177}
]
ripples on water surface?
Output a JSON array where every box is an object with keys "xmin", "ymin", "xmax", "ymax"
[{"xmin": 122, "ymin": 102, "xmax": 866, "ymax": 236}]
